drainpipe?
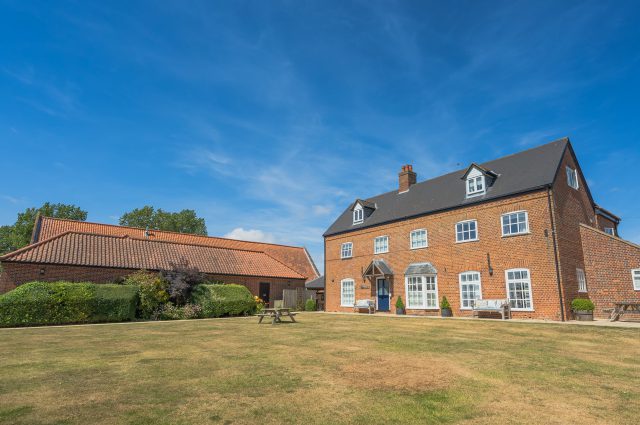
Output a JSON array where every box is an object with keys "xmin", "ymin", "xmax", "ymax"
[{"xmin": 547, "ymin": 187, "xmax": 565, "ymax": 321}]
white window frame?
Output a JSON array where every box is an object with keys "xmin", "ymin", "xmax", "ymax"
[
  {"xmin": 340, "ymin": 242, "xmax": 353, "ymax": 259},
  {"xmin": 404, "ymin": 275, "xmax": 438, "ymax": 309},
  {"xmin": 374, "ymin": 235, "xmax": 389, "ymax": 254},
  {"xmin": 466, "ymin": 175, "xmax": 486, "ymax": 197},
  {"xmin": 501, "ymin": 211, "xmax": 530, "ymax": 237},
  {"xmin": 409, "ymin": 229, "xmax": 428, "ymax": 249},
  {"xmin": 459, "ymin": 271, "xmax": 482, "ymax": 310},
  {"xmin": 632, "ymin": 269, "xmax": 640, "ymax": 291},
  {"xmin": 577, "ymin": 268, "xmax": 587, "ymax": 293},
  {"xmin": 340, "ymin": 278, "xmax": 355, "ymax": 307},
  {"xmin": 604, "ymin": 227, "xmax": 615, "ymax": 236},
  {"xmin": 505, "ymin": 268, "xmax": 534, "ymax": 311},
  {"xmin": 566, "ymin": 166, "xmax": 579, "ymax": 190},
  {"xmin": 353, "ymin": 205, "xmax": 364, "ymax": 225},
  {"xmin": 455, "ymin": 219, "xmax": 478, "ymax": 243}
]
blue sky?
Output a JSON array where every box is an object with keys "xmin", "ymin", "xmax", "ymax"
[{"xmin": 1, "ymin": 1, "xmax": 640, "ymax": 271}]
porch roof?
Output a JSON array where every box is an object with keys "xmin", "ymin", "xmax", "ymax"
[
  {"xmin": 363, "ymin": 259, "xmax": 393, "ymax": 278},
  {"xmin": 405, "ymin": 262, "xmax": 437, "ymax": 275}
]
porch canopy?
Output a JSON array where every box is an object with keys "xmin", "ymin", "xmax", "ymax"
[
  {"xmin": 363, "ymin": 259, "xmax": 394, "ymax": 278},
  {"xmin": 405, "ymin": 262, "xmax": 437, "ymax": 275}
]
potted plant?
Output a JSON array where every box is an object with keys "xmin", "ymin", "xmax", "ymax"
[
  {"xmin": 571, "ymin": 298, "xmax": 595, "ymax": 321},
  {"xmin": 440, "ymin": 296, "xmax": 452, "ymax": 317},
  {"xmin": 395, "ymin": 296, "xmax": 405, "ymax": 315}
]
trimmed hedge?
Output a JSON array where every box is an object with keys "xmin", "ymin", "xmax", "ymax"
[
  {"xmin": 0, "ymin": 282, "xmax": 138, "ymax": 327},
  {"xmin": 191, "ymin": 284, "xmax": 255, "ymax": 317},
  {"xmin": 571, "ymin": 298, "xmax": 595, "ymax": 312}
]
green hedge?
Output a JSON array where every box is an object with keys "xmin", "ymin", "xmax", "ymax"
[
  {"xmin": 191, "ymin": 284, "xmax": 255, "ymax": 318},
  {"xmin": 0, "ymin": 282, "xmax": 138, "ymax": 327}
]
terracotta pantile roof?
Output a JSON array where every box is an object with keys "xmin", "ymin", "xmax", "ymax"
[
  {"xmin": 32, "ymin": 217, "xmax": 319, "ymax": 280},
  {"xmin": 3, "ymin": 231, "xmax": 305, "ymax": 279}
]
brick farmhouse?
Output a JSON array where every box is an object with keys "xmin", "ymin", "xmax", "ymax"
[
  {"xmin": 0, "ymin": 217, "xmax": 319, "ymax": 304},
  {"xmin": 323, "ymin": 138, "xmax": 640, "ymax": 320}
]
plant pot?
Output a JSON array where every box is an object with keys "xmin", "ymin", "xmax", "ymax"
[
  {"xmin": 573, "ymin": 310, "xmax": 593, "ymax": 321},
  {"xmin": 441, "ymin": 308, "xmax": 452, "ymax": 317},
  {"xmin": 396, "ymin": 308, "xmax": 405, "ymax": 315}
]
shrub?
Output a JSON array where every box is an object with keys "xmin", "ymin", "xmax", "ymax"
[
  {"xmin": 123, "ymin": 270, "xmax": 169, "ymax": 319},
  {"xmin": 0, "ymin": 281, "xmax": 138, "ymax": 327},
  {"xmin": 191, "ymin": 284, "xmax": 255, "ymax": 317},
  {"xmin": 305, "ymin": 298, "xmax": 316, "ymax": 311},
  {"xmin": 154, "ymin": 303, "xmax": 202, "ymax": 320},
  {"xmin": 161, "ymin": 261, "xmax": 207, "ymax": 306},
  {"xmin": 571, "ymin": 298, "xmax": 595, "ymax": 312},
  {"xmin": 254, "ymin": 296, "xmax": 265, "ymax": 313},
  {"xmin": 440, "ymin": 296, "xmax": 451, "ymax": 310},
  {"xmin": 395, "ymin": 296, "xmax": 405, "ymax": 310}
]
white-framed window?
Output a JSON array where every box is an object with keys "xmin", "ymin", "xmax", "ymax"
[
  {"xmin": 577, "ymin": 268, "xmax": 587, "ymax": 292},
  {"xmin": 340, "ymin": 279, "xmax": 355, "ymax": 307},
  {"xmin": 374, "ymin": 236, "xmax": 389, "ymax": 254},
  {"xmin": 456, "ymin": 220, "xmax": 478, "ymax": 242},
  {"xmin": 466, "ymin": 176, "xmax": 485, "ymax": 196},
  {"xmin": 632, "ymin": 269, "xmax": 640, "ymax": 291},
  {"xmin": 410, "ymin": 229, "xmax": 428, "ymax": 249},
  {"xmin": 501, "ymin": 211, "xmax": 529, "ymax": 236},
  {"xmin": 506, "ymin": 268, "xmax": 533, "ymax": 311},
  {"xmin": 341, "ymin": 242, "xmax": 353, "ymax": 259},
  {"xmin": 459, "ymin": 271, "xmax": 482, "ymax": 309},
  {"xmin": 604, "ymin": 227, "xmax": 615, "ymax": 236},
  {"xmin": 405, "ymin": 275, "xmax": 438, "ymax": 309},
  {"xmin": 353, "ymin": 205, "xmax": 363, "ymax": 224},
  {"xmin": 566, "ymin": 166, "xmax": 579, "ymax": 189}
]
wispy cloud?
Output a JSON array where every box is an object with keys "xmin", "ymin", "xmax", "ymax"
[{"xmin": 2, "ymin": 195, "xmax": 23, "ymax": 204}]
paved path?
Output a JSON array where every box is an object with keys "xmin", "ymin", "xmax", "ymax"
[{"xmin": 318, "ymin": 311, "xmax": 640, "ymax": 329}]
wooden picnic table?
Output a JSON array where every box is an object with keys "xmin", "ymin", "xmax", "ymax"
[
  {"xmin": 258, "ymin": 308, "xmax": 297, "ymax": 325},
  {"xmin": 609, "ymin": 301, "xmax": 640, "ymax": 321}
]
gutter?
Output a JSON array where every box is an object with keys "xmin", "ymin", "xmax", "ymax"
[{"xmin": 546, "ymin": 187, "xmax": 565, "ymax": 321}]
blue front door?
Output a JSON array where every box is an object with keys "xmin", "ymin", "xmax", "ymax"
[{"xmin": 377, "ymin": 278, "xmax": 390, "ymax": 311}]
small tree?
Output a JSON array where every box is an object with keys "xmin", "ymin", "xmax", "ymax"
[
  {"xmin": 440, "ymin": 296, "xmax": 451, "ymax": 310},
  {"xmin": 395, "ymin": 296, "xmax": 405, "ymax": 310},
  {"xmin": 305, "ymin": 298, "xmax": 317, "ymax": 311},
  {"xmin": 160, "ymin": 260, "xmax": 207, "ymax": 306}
]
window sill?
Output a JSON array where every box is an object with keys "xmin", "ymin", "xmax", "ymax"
[
  {"xmin": 410, "ymin": 246, "xmax": 428, "ymax": 250},
  {"xmin": 406, "ymin": 307, "xmax": 439, "ymax": 311},
  {"xmin": 374, "ymin": 251, "xmax": 389, "ymax": 255},
  {"xmin": 501, "ymin": 232, "xmax": 530, "ymax": 238},
  {"xmin": 466, "ymin": 192, "xmax": 485, "ymax": 198},
  {"xmin": 341, "ymin": 304, "xmax": 354, "ymax": 308},
  {"xmin": 511, "ymin": 308, "xmax": 535, "ymax": 312},
  {"xmin": 340, "ymin": 257, "xmax": 352, "ymax": 260},
  {"xmin": 455, "ymin": 239, "xmax": 479, "ymax": 244}
]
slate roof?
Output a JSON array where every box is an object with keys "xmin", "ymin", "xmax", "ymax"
[
  {"xmin": 405, "ymin": 262, "xmax": 438, "ymax": 275},
  {"xmin": 305, "ymin": 275, "xmax": 325, "ymax": 289},
  {"xmin": 32, "ymin": 217, "xmax": 319, "ymax": 281},
  {"xmin": 1, "ymin": 231, "xmax": 305, "ymax": 280},
  {"xmin": 325, "ymin": 138, "xmax": 570, "ymax": 236}
]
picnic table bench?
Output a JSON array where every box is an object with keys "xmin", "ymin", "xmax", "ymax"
[
  {"xmin": 609, "ymin": 301, "xmax": 640, "ymax": 321},
  {"xmin": 472, "ymin": 299, "xmax": 511, "ymax": 320},
  {"xmin": 258, "ymin": 308, "xmax": 297, "ymax": 325}
]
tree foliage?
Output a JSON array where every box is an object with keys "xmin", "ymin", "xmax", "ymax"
[
  {"xmin": 160, "ymin": 260, "xmax": 207, "ymax": 306},
  {"xmin": 0, "ymin": 203, "xmax": 87, "ymax": 255},
  {"xmin": 119, "ymin": 206, "xmax": 207, "ymax": 235}
]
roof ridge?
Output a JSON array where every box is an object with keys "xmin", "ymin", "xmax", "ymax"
[
  {"xmin": 39, "ymin": 216, "xmax": 307, "ymax": 250},
  {"xmin": 0, "ymin": 230, "xmax": 74, "ymax": 260},
  {"xmin": 45, "ymin": 231, "xmax": 270, "ymax": 254}
]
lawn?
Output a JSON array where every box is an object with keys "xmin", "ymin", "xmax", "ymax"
[{"xmin": 0, "ymin": 314, "xmax": 638, "ymax": 425}]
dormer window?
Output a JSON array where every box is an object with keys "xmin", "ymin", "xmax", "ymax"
[
  {"xmin": 467, "ymin": 175, "xmax": 485, "ymax": 196},
  {"xmin": 462, "ymin": 164, "xmax": 494, "ymax": 198},
  {"xmin": 353, "ymin": 205, "xmax": 364, "ymax": 224}
]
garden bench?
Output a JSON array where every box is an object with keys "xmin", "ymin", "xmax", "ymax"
[
  {"xmin": 472, "ymin": 299, "xmax": 511, "ymax": 320},
  {"xmin": 609, "ymin": 301, "xmax": 640, "ymax": 321},
  {"xmin": 353, "ymin": 299, "xmax": 375, "ymax": 314}
]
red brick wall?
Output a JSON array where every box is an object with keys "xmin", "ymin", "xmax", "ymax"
[
  {"xmin": 0, "ymin": 262, "xmax": 305, "ymax": 300},
  {"xmin": 580, "ymin": 225, "xmax": 640, "ymax": 318},
  {"xmin": 550, "ymin": 148, "xmax": 599, "ymax": 319},
  {"xmin": 324, "ymin": 190, "xmax": 564, "ymax": 320}
]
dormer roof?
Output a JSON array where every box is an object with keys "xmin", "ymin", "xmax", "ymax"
[{"xmin": 461, "ymin": 163, "xmax": 498, "ymax": 180}]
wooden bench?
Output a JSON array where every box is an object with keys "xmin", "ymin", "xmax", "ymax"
[
  {"xmin": 610, "ymin": 301, "xmax": 640, "ymax": 321},
  {"xmin": 353, "ymin": 299, "xmax": 375, "ymax": 314},
  {"xmin": 472, "ymin": 299, "xmax": 511, "ymax": 320}
]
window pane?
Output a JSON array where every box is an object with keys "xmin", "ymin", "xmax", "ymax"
[{"xmin": 507, "ymin": 269, "xmax": 532, "ymax": 310}]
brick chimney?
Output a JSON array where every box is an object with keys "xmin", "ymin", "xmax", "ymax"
[{"xmin": 398, "ymin": 164, "xmax": 417, "ymax": 193}]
